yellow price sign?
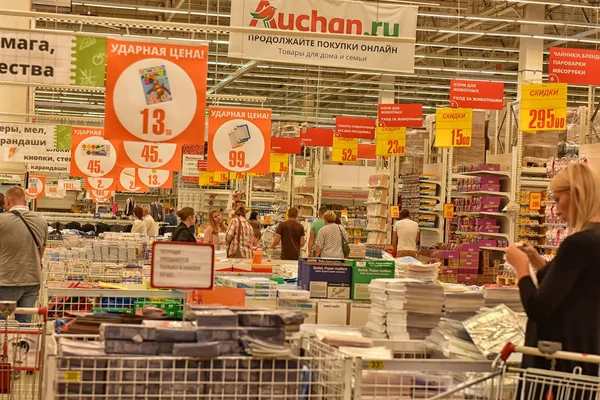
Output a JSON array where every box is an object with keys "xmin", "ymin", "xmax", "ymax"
[
  {"xmin": 376, "ymin": 127, "xmax": 406, "ymax": 156},
  {"xmin": 199, "ymin": 172, "xmax": 219, "ymax": 186},
  {"xmin": 390, "ymin": 205, "xmax": 400, "ymax": 219},
  {"xmin": 249, "ymin": 172, "xmax": 268, "ymax": 177},
  {"xmin": 368, "ymin": 360, "xmax": 385, "ymax": 370},
  {"xmin": 341, "ymin": 209, "xmax": 348, "ymax": 217},
  {"xmin": 270, "ymin": 154, "xmax": 289, "ymax": 174},
  {"xmin": 331, "ymin": 137, "xmax": 358, "ymax": 163},
  {"xmin": 529, "ymin": 192, "xmax": 542, "ymax": 211},
  {"xmin": 264, "ymin": 215, "xmax": 271, "ymax": 225},
  {"xmin": 520, "ymin": 83, "xmax": 567, "ymax": 133},
  {"xmin": 435, "ymin": 108, "xmax": 473, "ymax": 148},
  {"xmin": 230, "ymin": 172, "xmax": 246, "ymax": 180},
  {"xmin": 443, "ymin": 203, "xmax": 455, "ymax": 219},
  {"xmin": 63, "ymin": 371, "xmax": 82, "ymax": 382},
  {"xmin": 214, "ymin": 172, "xmax": 229, "ymax": 183}
]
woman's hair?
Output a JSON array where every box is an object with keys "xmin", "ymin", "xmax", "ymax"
[
  {"xmin": 207, "ymin": 209, "xmax": 225, "ymax": 232},
  {"xmin": 249, "ymin": 211, "xmax": 258, "ymax": 220},
  {"xmin": 323, "ymin": 211, "xmax": 337, "ymax": 223},
  {"xmin": 549, "ymin": 162, "xmax": 600, "ymax": 232},
  {"xmin": 234, "ymin": 206, "xmax": 247, "ymax": 217},
  {"xmin": 177, "ymin": 207, "xmax": 195, "ymax": 222},
  {"xmin": 133, "ymin": 206, "xmax": 143, "ymax": 220}
]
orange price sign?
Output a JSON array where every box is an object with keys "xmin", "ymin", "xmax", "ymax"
[
  {"xmin": 443, "ymin": 203, "xmax": 455, "ymax": 219},
  {"xmin": 529, "ymin": 192, "xmax": 542, "ymax": 211},
  {"xmin": 332, "ymin": 137, "xmax": 359, "ymax": 163},
  {"xmin": 520, "ymin": 83, "xmax": 567, "ymax": 133},
  {"xmin": 270, "ymin": 154, "xmax": 289, "ymax": 174},
  {"xmin": 390, "ymin": 205, "xmax": 400, "ymax": 219},
  {"xmin": 376, "ymin": 127, "xmax": 406, "ymax": 156},
  {"xmin": 434, "ymin": 108, "xmax": 473, "ymax": 148}
]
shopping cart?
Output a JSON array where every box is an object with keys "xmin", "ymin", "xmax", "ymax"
[{"xmin": 0, "ymin": 303, "xmax": 48, "ymax": 400}]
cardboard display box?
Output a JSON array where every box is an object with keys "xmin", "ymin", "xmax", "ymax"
[
  {"xmin": 299, "ymin": 258, "xmax": 352, "ymax": 300},
  {"xmin": 350, "ymin": 260, "xmax": 395, "ymax": 300}
]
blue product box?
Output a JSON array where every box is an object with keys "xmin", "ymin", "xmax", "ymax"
[{"xmin": 298, "ymin": 258, "xmax": 351, "ymax": 299}]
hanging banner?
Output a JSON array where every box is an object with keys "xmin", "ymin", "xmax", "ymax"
[
  {"xmin": 137, "ymin": 168, "xmax": 173, "ymax": 189},
  {"xmin": 182, "ymin": 144, "xmax": 205, "ymax": 184},
  {"xmin": 104, "ymin": 39, "xmax": 208, "ymax": 146},
  {"xmin": 0, "ymin": 30, "xmax": 106, "ymax": 86},
  {"xmin": 375, "ymin": 126, "xmax": 406, "ymax": 156},
  {"xmin": 207, "ymin": 107, "xmax": 272, "ymax": 174},
  {"xmin": 434, "ymin": 108, "xmax": 473, "ymax": 148},
  {"xmin": 270, "ymin": 153, "xmax": 289, "ymax": 173},
  {"xmin": 331, "ymin": 136, "xmax": 358, "ymax": 163},
  {"xmin": 89, "ymin": 189, "xmax": 114, "ymax": 203},
  {"xmin": 26, "ymin": 173, "xmax": 45, "ymax": 200},
  {"xmin": 117, "ymin": 168, "xmax": 149, "ymax": 193},
  {"xmin": 68, "ymin": 126, "xmax": 117, "ymax": 178},
  {"xmin": 45, "ymin": 184, "xmax": 66, "ymax": 199},
  {"xmin": 377, "ymin": 104, "xmax": 423, "ymax": 127},
  {"xmin": 120, "ymin": 141, "xmax": 182, "ymax": 171},
  {"xmin": 300, "ymin": 128, "xmax": 334, "ymax": 147},
  {"xmin": 271, "ymin": 137, "xmax": 301, "ymax": 154},
  {"xmin": 336, "ymin": 116, "xmax": 376, "ymax": 139},
  {"xmin": 549, "ymin": 47, "xmax": 600, "ymax": 86},
  {"xmin": 85, "ymin": 177, "xmax": 117, "ymax": 191},
  {"xmin": 0, "ymin": 122, "xmax": 71, "ymax": 173},
  {"xmin": 58, "ymin": 179, "xmax": 82, "ymax": 192},
  {"xmin": 228, "ymin": 0, "xmax": 418, "ymax": 73},
  {"xmin": 357, "ymin": 144, "xmax": 376, "ymax": 160},
  {"xmin": 449, "ymin": 80, "xmax": 504, "ymax": 110},
  {"xmin": 520, "ymin": 83, "xmax": 567, "ymax": 133}
]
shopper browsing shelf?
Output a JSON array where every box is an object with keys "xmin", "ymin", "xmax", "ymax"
[
  {"xmin": 506, "ymin": 163, "xmax": 600, "ymax": 376},
  {"xmin": 165, "ymin": 208, "xmax": 177, "ymax": 226},
  {"xmin": 392, "ymin": 209, "xmax": 419, "ymax": 258},
  {"xmin": 225, "ymin": 207, "xmax": 254, "ymax": 259},
  {"xmin": 131, "ymin": 206, "xmax": 147, "ymax": 235},
  {"xmin": 315, "ymin": 211, "xmax": 349, "ymax": 259},
  {"xmin": 270, "ymin": 207, "xmax": 305, "ymax": 260},
  {"xmin": 308, "ymin": 206, "xmax": 327, "ymax": 257},
  {"xmin": 0, "ymin": 187, "xmax": 47, "ymax": 323},
  {"xmin": 203, "ymin": 209, "xmax": 227, "ymax": 250},
  {"xmin": 142, "ymin": 204, "xmax": 159, "ymax": 237},
  {"xmin": 171, "ymin": 207, "xmax": 198, "ymax": 243}
]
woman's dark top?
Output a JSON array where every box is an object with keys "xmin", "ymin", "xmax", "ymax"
[
  {"xmin": 171, "ymin": 222, "xmax": 197, "ymax": 243},
  {"xmin": 519, "ymin": 223, "xmax": 600, "ymax": 375}
]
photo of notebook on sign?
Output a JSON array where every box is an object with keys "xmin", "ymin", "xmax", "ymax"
[
  {"xmin": 140, "ymin": 65, "xmax": 173, "ymax": 105},
  {"xmin": 229, "ymin": 124, "xmax": 251, "ymax": 148}
]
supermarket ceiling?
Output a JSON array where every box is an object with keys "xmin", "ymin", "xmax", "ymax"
[{"xmin": 27, "ymin": 0, "xmax": 600, "ymax": 123}]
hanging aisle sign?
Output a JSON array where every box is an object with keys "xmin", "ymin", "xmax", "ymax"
[
  {"xmin": 549, "ymin": 47, "xmax": 600, "ymax": 86},
  {"xmin": 207, "ymin": 107, "xmax": 272, "ymax": 174},
  {"xmin": 271, "ymin": 137, "xmax": 301, "ymax": 154},
  {"xmin": 434, "ymin": 108, "xmax": 473, "ymax": 148},
  {"xmin": 270, "ymin": 153, "xmax": 289, "ymax": 173},
  {"xmin": 336, "ymin": 117, "xmax": 376, "ymax": 140},
  {"xmin": 331, "ymin": 136, "xmax": 358, "ymax": 163},
  {"xmin": 85, "ymin": 177, "xmax": 116, "ymax": 191},
  {"xmin": 520, "ymin": 83, "xmax": 567, "ymax": 133},
  {"xmin": 449, "ymin": 80, "xmax": 504, "ymax": 110},
  {"xmin": 118, "ymin": 168, "xmax": 148, "ymax": 193},
  {"xmin": 0, "ymin": 30, "xmax": 106, "ymax": 86},
  {"xmin": 377, "ymin": 104, "xmax": 423, "ymax": 127},
  {"xmin": 300, "ymin": 128, "xmax": 334, "ymax": 147},
  {"xmin": 181, "ymin": 144, "xmax": 205, "ymax": 183},
  {"xmin": 26, "ymin": 173, "xmax": 45, "ymax": 200},
  {"xmin": 375, "ymin": 126, "xmax": 406, "ymax": 156},
  {"xmin": 228, "ymin": 0, "xmax": 418, "ymax": 73}
]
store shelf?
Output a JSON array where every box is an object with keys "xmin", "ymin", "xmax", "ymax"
[
  {"xmin": 294, "ymin": 193, "xmax": 315, "ymax": 197},
  {"xmin": 418, "ymin": 210, "xmax": 440, "ymax": 215},
  {"xmin": 537, "ymin": 245, "xmax": 559, "ymax": 250},
  {"xmin": 47, "ymin": 288, "xmax": 185, "ymax": 299},
  {"xmin": 419, "ymin": 180, "xmax": 442, "ymax": 186},
  {"xmin": 367, "ymin": 214, "xmax": 388, "ymax": 219},
  {"xmin": 454, "ymin": 231, "xmax": 510, "ymax": 239},
  {"xmin": 522, "ymin": 167, "xmax": 548, "ymax": 176},
  {"xmin": 455, "ymin": 211, "xmax": 509, "ymax": 218},
  {"xmin": 454, "ymin": 191, "xmax": 511, "ymax": 198},
  {"xmin": 518, "ymin": 234, "xmax": 545, "ymax": 238},
  {"xmin": 541, "ymin": 223, "xmax": 567, "ymax": 228},
  {"xmin": 453, "ymin": 170, "xmax": 511, "ymax": 178},
  {"xmin": 420, "ymin": 195, "xmax": 441, "ymax": 201},
  {"xmin": 480, "ymin": 247, "xmax": 508, "ymax": 252},
  {"xmin": 420, "ymin": 227, "xmax": 442, "ymax": 233},
  {"xmin": 365, "ymin": 201, "xmax": 388, "ymax": 205},
  {"xmin": 519, "ymin": 223, "xmax": 541, "ymax": 228}
]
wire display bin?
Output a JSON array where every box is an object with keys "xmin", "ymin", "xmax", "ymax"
[{"xmin": 48, "ymin": 335, "xmax": 352, "ymax": 400}]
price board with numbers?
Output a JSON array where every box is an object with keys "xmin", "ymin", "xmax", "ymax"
[
  {"xmin": 529, "ymin": 192, "xmax": 542, "ymax": 211},
  {"xmin": 376, "ymin": 126, "xmax": 406, "ymax": 156},
  {"xmin": 434, "ymin": 108, "xmax": 473, "ymax": 148},
  {"xmin": 26, "ymin": 173, "xmax": 45, "ymax": 200},
  {"xmin": 199, "ymin": 171, "xmax": 219, "ymax": 186},
  {"xmin": 270, "ymin": 153, "xmax": 289, "ymax": 174},
  {"xmin": 137, "ymin": 168, "xmax": 172, "ymax": 188},
  {"xmin": 230, "ymin": 172, "xmax": 246, "ymax": 180},
  {"xmin": 390, "ymin": 205, "xmax": 400, "ymax": 219},
  {"xmin": 443, "ymin": 203, "xmax": 455, "ymax": 219},
  {"xmin": 331, "ymin": 137, "xmax": 359, "ymax": 163},
  {"xmin": 117, "ymin": 168, "xmax": 149, "ymax": 193},
  {"xmin": 520, "ymin": 83, "xmax": 568, "ymax": 133}
]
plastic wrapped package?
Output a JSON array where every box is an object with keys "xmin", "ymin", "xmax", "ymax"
[
  {"xmin": 243, "ymin": 327, "xmax": 286, "ymax": 345},
  {"xmin": 104, "ymin": 340, "xmax": 160, "ymax": 355},
  {"xmin": 197, "ymin": 327, "xmax": 241, "ymax": 342},
  {"xmin": 237, "ymin": 311, "xmax": 307, "ymax": 327},
  {"xmin": 464, "ymin": 304, "xmax": 525, "ymax": 357},
  {"xmin": 172, "ymin": 342, "xmax": 221, "ymax": 357},
  {"xmin": 155, "ymin": 327, "xmax": 198, "ymax": 342},
  {"xmin": 192, "ymin": 309, "xmax": 238, "ymax": 327},
  {"xmin": 100, "ymin": 324, "xmax": 157, "ymax": 341},
  {"xmin": 217, "ymin": 340, "xmax": 244, "ymax": 356},
  {"xmin": 207, "ymin": 359, "xmax": 260, "ymax": 382}
]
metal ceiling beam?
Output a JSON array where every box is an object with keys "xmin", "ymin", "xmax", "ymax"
[{"xmin": 207, "ymin": 60, "xmax": 261, "ymax": 94}]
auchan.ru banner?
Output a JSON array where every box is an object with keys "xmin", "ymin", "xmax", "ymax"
[{"xmin": 229, "ymin": 0, "xmax": 418, "ymax": 73}]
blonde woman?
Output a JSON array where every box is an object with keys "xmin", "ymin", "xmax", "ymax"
[
  {"xmin": 203, "ymin": 210, "xmax": 227, "ymax": 249},
  {"xmin": 315, "ymin": 211, "xmax": 349, "ymax": 259},
  {"xmin": 506, "ymin": 163, "xmax": 600, "ymax": 376}
]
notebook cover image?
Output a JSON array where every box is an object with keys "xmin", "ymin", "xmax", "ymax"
[
  {"xmin": 140, "ymin": 65, "xmax": 173, "ymax": 105},
  {"xmin": 229, "ymin": 124, "xmax": 251, "ymax": 148},
  {"xmin": 81, "ymin": 143, "xmax": 111, "ymax": 157}
]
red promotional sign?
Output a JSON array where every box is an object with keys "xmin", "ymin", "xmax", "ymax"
[
  {"xmin": 357, "ymin": 144, "xmax": 376, "ymax": 160},
  {"xmin": 336, "ymin": 117, "xmax": 376, "ymax": 139},
  {"xmin": 549, "ymin": 47, "xmax": 600, "ymax": 86},
  {"xmin": 300, "ymin": 128, "xmax": 334, "ymax": 147},
  {"xmin": 377, "ymin": 104, "xmax": 423, "ymax": 127},
  {"xmin": 450, "ymin": 80, "xmax": 504, "ymax": 110},
  {"xmin": 271, "ymin": 137, "xmax": 301, "ymax": 154}
]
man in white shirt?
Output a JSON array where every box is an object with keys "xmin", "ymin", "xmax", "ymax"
[
  {"xmin": 142, "ymin": 205, "xmax": 159, "ymax": 237},
  {"xmin": 392, "ymin": 209, "xmax": 419, "ymax": 258}
]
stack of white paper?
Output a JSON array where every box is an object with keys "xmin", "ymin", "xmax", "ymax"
[
  {"xmin": 405, "ymin": 281, "xmax": 445, "ymax": 339},
  {"xmin": 484, "ymin": 285, "xmax": 524, "ymax": 312},
  {"xmin": 442, "ymin": 283, "xmax": 486, "ymax": 321},
  {"xmin": 425, "ymin": 318, "xmax": 486, "ymax": 360}
]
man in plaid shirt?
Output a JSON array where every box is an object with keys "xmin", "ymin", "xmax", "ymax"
[{"xmin": 226, "ymin": 207, "xmax": 254, "ymax": 258}]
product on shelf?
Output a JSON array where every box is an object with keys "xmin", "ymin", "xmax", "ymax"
[
  {"xmin": 456, "ymin": 177, "xmax": 500, "ymax": 193},
  {"xmin": 367, "ymin": 173, "xmax": 390, "ymax": 246},
  {"xmin": 455, "ymin": 163, "xmax": 501, "ymax": 173}
]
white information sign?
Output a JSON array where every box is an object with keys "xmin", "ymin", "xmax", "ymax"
[
  {"xmin": 151, "ymin": 242, "xmax": 215, "ymax": 290},
  {"xmin": 229, "ymin": 0, "xmax": 418, "ymax": 73}
]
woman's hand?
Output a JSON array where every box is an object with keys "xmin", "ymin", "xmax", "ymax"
[
  {"xmin": 519, "ymin": 244, "xmax": 547, "ymax": 270},
  {"xmin": 505, "ymin": 245, "xmax": 531, "ymax": 279}
]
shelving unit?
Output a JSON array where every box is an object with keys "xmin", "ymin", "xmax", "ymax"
[
  {"xmin": 366, "ymin": 172, "xmax": 390, "ymax": 246},
  {"xmin": 418, "ymin": 167, "xmax": 444, "ymax": 247}
]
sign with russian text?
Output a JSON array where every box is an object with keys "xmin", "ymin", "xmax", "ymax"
[
  {"xmin": 549, "ymin": 47, "xmax": 600, "ymax": 86},
  {"xmin": 151, "ymin": 242, "xmax": 214, "ymax": 290},
  {"xmin": 26, "ymin": 173, "xmax": 45, "ymax": 200},
  {"xmin": 376, "ymin": 126, "xmax": 406, "ymax": 156},
  {"xmin": 0, "ymin": 30, "xmax": 106, "ymax": 86},
  {"xmin": 357, "ymin": 143, "xmax": 376, "ymax": 160},
  {"xmin": 434, "ymin": 108, "xmax": 473, "ymax": 148},
  {"xmin": 377, "ymin": 104, "xmax": 422, "ymax": 127},
  {"xmin": 520, "ymin": 83, "xmax": 567, "ymax": 133},
  {"xmin": 68, "ymin": 126, "xmax": 118, "ymax": 178},
  {"xmin": 270, "ymin": 153, "xmax": 289, "ymax": 173},
  {"xmin": 336, "ymin": 116, "xmax": 376, "ymax": 139},
  {"xmin": 300, "ymin": 128, "xmax": 334, "ymax": 147},
  {"xmin": 229, "ymin": 0, "xmax": 418, "ymax": 73},
  {"xmin": 443, "ymin": 203, "xmax": 454, "ymax": 219},
  {"xmin": 58, "ymin": 179, "xmax": 82, "ymax": 192},
  {"xmin": 207, "ymin": 107, "xmax": 272, "ymax": 174},
  {"xmin": 529, "ymin": 192, "xmax": 542, "ymax": 211},
  {"xmin": 181, "ymin": 144, "xmax": 205, "ymax": 183},
  {"xmin": 331, "ymin": 136, "xmax": 358, "ymax": 163},
  {"xmin": 450, "ymin": 80, "xmax": 504, "ymax": 110},
  {"xmin": 271, "ymin": 137, "xmax": 301, "ymax": 154}
]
